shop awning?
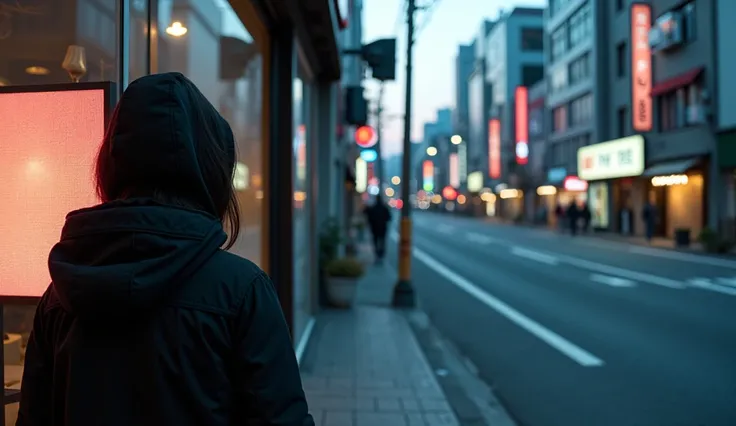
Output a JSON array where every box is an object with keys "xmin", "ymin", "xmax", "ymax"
[
  {"xmin": 650, "ymin": 67, "xmax": 704, "ymax": 97},
  {"xmin": 642, "ymin": 158, "xmax": 700, "ymax": 177}
]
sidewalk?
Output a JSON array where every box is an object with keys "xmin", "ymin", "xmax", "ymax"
[{"xmin": 299, "ymin": 247, "xmax": 461, "ymax": 426}]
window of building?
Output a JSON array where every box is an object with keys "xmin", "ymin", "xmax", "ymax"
[
  {"xmin": 568, "ymin": 52, "xmax": 590, "ymax": 85},
  {"xmin": 659, "ymin": 80, "xmax": 706, "ymax": 131},
  {"xmin": 568, "ymin": 3, "xmax": 592, "ymax": 50},
  {"xmin": 683, "ymin": 2, "xmax": 696, "ymax": 42},
  {"xmin": 553, "ymin": 105, "xmax": 568, "ymax": 132},
  {"xmin": 616, "ymin": 42, "xmax": 627, "ymax": 78},
  {"xmin": 521, "ymin": 28, "xmax": 544, "ymax": 51},
  {"xmin": 551, "ymin": 26, "xmax": 567, "ymax": 62},
  {"xmin": 617, "ymin": 107, "xmax": 628, "ymax": 137},
  {"xmin": 522, "ymin": 65, "xmax": 545, "ymax": 87},
  {"xmin": 550, "ymin": 0, "xmax": 573, "ymax": 18},
  {"xmin": 570, "ymin": 93, "xmax": 593, "ymax": 126},
  {"xmin": 550, "ymin": 66, "xmax": 568, "ymax": 92},
  {"xmin": 616, "ymin": 0, "xmax": 624, "ymax": 12}
]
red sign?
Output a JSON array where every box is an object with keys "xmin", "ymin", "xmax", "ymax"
[
  {"xmin": 631, "ymin": 3, "xmax": 652, "ymax": 132},
  {"xmin": 354, "ymin": 125, "xmax": 377, "ymax": 148},
  {"xmin": 564, "ymin": 176, "xmax": 589, "ymax": 192},
  {"xmin": 514, "ymin": 86, "xmax": 529, "ymax": 165},
  {"xmin": 488, "ymin": 119, "xmax": 501, "ymax": 179},
  {"xmin": 442, "ymin": 186, "xmax": 458, "ymax": 201}
]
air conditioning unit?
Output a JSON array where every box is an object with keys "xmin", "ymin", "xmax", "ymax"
[{"xmin": 649, "ymin": 11, "xmax": 684, "ymax": 53}]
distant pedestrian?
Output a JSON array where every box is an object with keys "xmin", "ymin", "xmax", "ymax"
[
  {"xmin": 643, "ymin": 200, "xmax": 656, "ymax": 242},
  {"xmin": 364, "ymin": 196, "xmax": 392, "ymax": 262},
  {"xmin": 555, "ymin": 203, "xmax": 565, "ymax": 233},
  {"xmin": 567, "ymin": 201, "xmax": 579, "ymax": 236},
  {"xmin": 580, "ymin": 202, "xmax": 592, "ymax": 233}
]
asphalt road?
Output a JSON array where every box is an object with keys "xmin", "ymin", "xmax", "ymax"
[{"xmin": 386, "ymin": 211, "xmax": 736, "ymax": 426}]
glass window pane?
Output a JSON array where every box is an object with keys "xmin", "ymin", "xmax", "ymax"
[
  {"xmin": 0, "ymin": 0, "xmax": 121, "ymax": 86},
  {"xmin": 156, "ymin": 0, "xmax": 264, "ymax": 266},
  {"xmin": 129, "ymin": 0, "xmax": 150, "ymax": 82}
]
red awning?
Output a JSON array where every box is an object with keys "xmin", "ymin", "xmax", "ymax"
[{"xmin": 650, "ymin": 67, "xmax": 704, "ymax": 96}]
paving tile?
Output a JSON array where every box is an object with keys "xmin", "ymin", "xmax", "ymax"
[
  {"xmin": 423, "ymin": 412, "xmax": 460, "ymax": 426},
  {"xmin": 406, "ymin": 413, "xmax": 427, "ymax": 426},
  {"xmin": 324, "ymin": 410, "xmax": 353, "ymax": 426},
  {"xmin": 376, "ymin": 398, "xmax": 402, "ymax": 411},
  {"xmin": 419, "ymin": 398, "xmax": 452, "ymax": 412},
  {"xmin": 356, "ymin": 412, "xmax": 408, "ymax": 426},
  {"xmin": 400, "ymin": 397, "xmax": 421, "ymax": 411},
  {"xmin": 310, "ymin": 410, "xmax": 323, "ymax": 426}
]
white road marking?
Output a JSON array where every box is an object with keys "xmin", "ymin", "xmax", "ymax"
[
  {"xmin": 629, "ymin": 246, "xmax": 736, "ymax": 269},
  {"xmin": 465, "ymin": 232, "xmax": 496, "ymax": 245},
  {"xmin": 556, "ymin": 255, "xmax": 685, "ymax": 289},
  {"xmin": 716, "ymin": 277, "xmax": 736, "ymax": 288},
  {"xmin": 510, "ymin": 247, "xmax": 560, "ymax": 265},
  {"xmin": 688, "ymin": 278, "xmax": 736, "ymax": 296},
  {"xmin": 590, "ymin": 274, "xmax": 636, "ymax": 287},
  {"xmin": 412, "ymin": 247, "xmax": 604, "ymax": 367}
]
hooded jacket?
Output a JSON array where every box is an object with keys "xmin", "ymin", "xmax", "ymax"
[{"xmin": 16, "ymin": 73, "xmax": 314, "ymax": 426}]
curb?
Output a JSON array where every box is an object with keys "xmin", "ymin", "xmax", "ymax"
[{"xmin": 403, "ymin": 309, "xmax": 518, "ymax": 426}]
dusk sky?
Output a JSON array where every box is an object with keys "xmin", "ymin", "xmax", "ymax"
[{"xmin": 361, "ymin": 0, "xmax": 546, "ymax": 156}]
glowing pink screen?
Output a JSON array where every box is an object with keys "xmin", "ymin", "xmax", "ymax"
[{"xmin": 0, "ymin": 89, "xmax": 105, "ymax": 298}]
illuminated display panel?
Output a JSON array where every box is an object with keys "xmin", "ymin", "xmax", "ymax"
[
  {"xmin": 0, "ymin": 86, "xmax": 108, "ymax": 300},
  {"xmin": 631, "ymin": 3, "xmax": 653, "ymax": 132},
  {"xmin": 488, "ymin": 119, "xmax": 501, "ymax": 179},
  {"xmin": 422, "ymin": 160, "xmax": 434, "ymax": 191},
  {"xmin": 449, "ymin": 153, "xmax": 459, "ymax": 188},
  {"xmin": 514, "ymin": 86, "xmax": 529, "ymax": 165}
]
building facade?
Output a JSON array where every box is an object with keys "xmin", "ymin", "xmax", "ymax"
[
  {"xmin": 454, "ymin": 44, "xmax": 475, "ymax": 140},
  {"xmin": 486, "ymin": 7, "xmax": 544, "ymax": 219},
  {"xmin": 1, "ymin": 3, "xmax": 344, "ymax": 418},
  {"xmin": 466, "ymin": 20, "xmax": 494, "ymax": 193}
]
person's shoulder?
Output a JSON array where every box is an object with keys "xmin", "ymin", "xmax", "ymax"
[{"xmin": 173, "ymin": 250, "xmax": 267, "ymax": 316}]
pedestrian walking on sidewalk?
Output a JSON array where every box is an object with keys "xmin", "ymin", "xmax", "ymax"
[
  {"xmin": 16, "ymin": 73, "xmax": 314, "ymax": 426},
  {"xmin": 567, "ymin": 201, "xmax": 580, "ymax": 236},
  {"xmin": 364, "ymin": 195, "xmax": 392, "ymax": 262}
]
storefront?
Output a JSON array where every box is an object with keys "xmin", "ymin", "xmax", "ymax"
[
  {"xmin": 1, "ymin": 0, "xmax": 341, "ymax": 421},
  {"xmin": 537, "ymin": 167, "xmax": 588, "ymax": 227},
  {"xmin": 577, "ymin": 135, "xmax": 646, "ymax": 234}
]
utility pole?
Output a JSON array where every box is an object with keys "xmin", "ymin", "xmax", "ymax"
[
  {"xmin": 375, "ymin": 83, "xmax": 385, "ymax": 190},
  {"xmin": 392, "ymin": 0, "xmax": 416, "ymax": 307}
]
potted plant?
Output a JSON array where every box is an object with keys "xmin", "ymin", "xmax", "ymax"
[
  {"xmin": 318, "ymin": 218, "xmax": 343, "ymax": 306},
  {"xmin": 324, "ymin": 257, "xmax": 365, "ymax": 308}
]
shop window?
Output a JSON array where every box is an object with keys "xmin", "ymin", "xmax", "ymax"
[
  {"xmin": 157, "ymin": 2, "xmax": 264, "ymax": 266},
  {"xmin": 0, "ymin": 0, "xmax": 122, "ymax": 87},
  {"xmin": 659, "ymin": 80, "xmax": 706, "ymax": 131},
  {"xmin": 521, "ymin": 27, "xmax": 544, "ymax": 51},
  {"xmin": 682, "ymin": 2, "xmax": 696, "ymax": 42},
  {"xmin": 128, "ymin": 0, "xmax": 150, "ymax": 83}
]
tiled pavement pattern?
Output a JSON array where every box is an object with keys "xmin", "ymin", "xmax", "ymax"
[{"xmin": 301, "ymin": 306, "xmax": 460, "ymax": 426}]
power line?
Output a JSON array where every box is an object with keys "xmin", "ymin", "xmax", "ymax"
[{"xmin": 393, "ymin": 0, "xmax": 407, "ymax": 36}]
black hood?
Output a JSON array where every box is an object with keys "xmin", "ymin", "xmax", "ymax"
[
  {"xmin": 48, "ymin": 73, "xmax": 233, "ymax": 319},
  {"xmin": 49, "ymin": 200, "xmax": 227, "ymax": 318}
]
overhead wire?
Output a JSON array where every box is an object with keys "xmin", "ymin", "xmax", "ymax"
[{"xmin": 414, "ymin": 0, "xmax": 442, "ymax": 40}]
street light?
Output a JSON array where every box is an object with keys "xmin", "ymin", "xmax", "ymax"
[
  {"xmin": 451, "ymin": 135, "xmax": 462, "ymax": 145},
  {"xmin": 391, "ymin": 175, "xmax": 401, "ymax": 185},
  {"xmin": 426, "ymin": 146, "xmax": 437, "ymax": 156}
]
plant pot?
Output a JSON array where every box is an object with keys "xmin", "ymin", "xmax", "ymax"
[
  {"xmin": 674, "ymin": 229, "xmax": 690, "ymax": 247},
  {"xmin": 326, "ymin": 277, "xmax": 358, "ymax": 308}
]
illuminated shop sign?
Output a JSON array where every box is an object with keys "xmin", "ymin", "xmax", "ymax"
[
  {"xmin": 577, "ymin": 135, "xmax": 645, "ymax": 181},
  {"xmin": 589, "ymin": 182, "xmax": 609, "ymax": 228},
  {"xmin": 547, "ymin": 167, "xmax": 567, "ymax": 183},
  {"xmin": 651, "ymin": 174, "xmax": 688, "ymax": 187},
  {"xmin": 449, "ymin": 153, "xmax": 460, "ymax": 188},
  {"xmin": 422, "ymin": 160, "xmax": 434, "ymax": 191},
  {"xmin": 537, "ymin": 185, "xmax": 557, "ymax": 196},
  {"xmin": 514, "ymin": 86, "xmax": 529, "ymax": 165},
  {"xmin": 488, "ymin": 118, "xmax": 501, "ymax": 178},
  {"xmin": 631, "ymin": 3, "xmax": 653, "ymax": 132},
  {"xmin": 467, "ymin": 171, "xmax": 483, "ymax": 192},
  {"xmin": 355, "ymin": 158, "xmax": 367, "ymax": 193},
  {"xmin": 563, "ymin": 176, "xmax": 588, "ymax": 192},
  {"xmin": 458, "ymin": 143, "xmax": 467, "ymax": 182}
]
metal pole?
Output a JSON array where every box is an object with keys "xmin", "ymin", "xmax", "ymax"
[
  {"xmin": 375, "ymin": 83, "xmax": 385, "ymax": 191},
  {"xmin": 392, "ymin": 0, "xmax": 416, "ymax": 307}
]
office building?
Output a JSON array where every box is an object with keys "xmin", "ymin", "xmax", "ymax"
[{"xmin": 466, "ymin": 20, "xmax": 494, "ymax": 191}]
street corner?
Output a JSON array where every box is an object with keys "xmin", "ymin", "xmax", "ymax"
[{"xmin": 403, "ymin": 309, "xmax": 519, "ymax": 426}]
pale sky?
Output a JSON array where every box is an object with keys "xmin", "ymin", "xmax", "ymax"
[{"xmin": 362, "ymin": 0, "xmax": 546, "ymax": 156}]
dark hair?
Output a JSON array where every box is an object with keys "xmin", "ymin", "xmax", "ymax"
[{"xmin": 94, "ymin": 102, "xmax": 241, "ymax": 250}]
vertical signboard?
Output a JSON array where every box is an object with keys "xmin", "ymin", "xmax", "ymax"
[
  {"xmin": 514, "ymin": 86, "xmax": 529, "ymax": 165},
  {"xmin": 355, "ymin": 158, "xmax": 367, "ymax": 192},
  {"xmin": 422, "ymin": 160, "xmax": 434, "ymax": 191},
  {"xmin": 458, "ymin": 143, "xmax": 467, "ymax": 182},
  {"xmin": 631, "ymin": 3, "xmax": 653, "ymax": 132},
  {"xmin": 488, "ymin": 118, "xmax": 501, "ymax": 179},
  {"xmin": 449, "ymin": 153, "xmax": 459, "ymax": 188}
]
